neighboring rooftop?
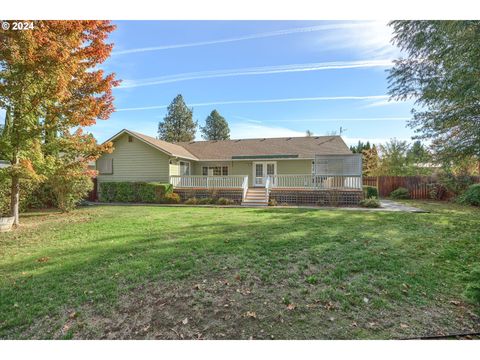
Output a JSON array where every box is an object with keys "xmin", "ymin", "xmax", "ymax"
[{"xmin": 106, "ymin": 129, "xmax": 352, "ymax": 161}]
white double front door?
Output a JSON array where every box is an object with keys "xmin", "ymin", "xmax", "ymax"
[{"xmin": 253, "ymin": 161, "xmax": 276, "ymax": 187}]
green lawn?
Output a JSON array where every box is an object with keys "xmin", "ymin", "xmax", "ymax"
[{"xmin": 1, "ymin": 202, "xmax": 479, "ymax": 339}]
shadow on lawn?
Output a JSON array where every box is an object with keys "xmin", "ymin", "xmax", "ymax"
[{"xmin": 0, "ymin": 206, "xmax": 478, "ymax": 339}]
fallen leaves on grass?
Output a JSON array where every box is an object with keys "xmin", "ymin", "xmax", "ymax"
[
  {"xmin": 182, "ymin": 317, "xmax": 189, "ymax": 325},
  {"xmin": 323, "ymin": 301, "xmax": 336, "ymax": 310},
  {"xmin": 286, "ymin": 303, "xmax": 296, "ymax": 311},
  {"xmin": 68, "ymin": 311, "xmax": 78, "ymax": 319},
  {"xmin": 244, "ymin": 311, "xmax": 257, "ymax": 319},
  {"xmin": 36, "ymin": 257, "xmax": 49, "ymax": 263}
]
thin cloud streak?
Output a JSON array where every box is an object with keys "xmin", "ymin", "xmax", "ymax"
[
  {"xmin": 112, "ymin": 22, "xmax": 373, "ymax": 56},
  {"xmin": 246, "ymin": 117, "xmax": 411, "ymax": 123},
  {"xmin": 119, "ymin": 60, "xmax": 393, "ymax": 89},
  {"xmin": 116, "ymin": 95, "xmax": 390, "ymax": 112}
]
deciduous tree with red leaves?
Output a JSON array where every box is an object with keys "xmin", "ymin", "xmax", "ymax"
[{"xmin": 0, "ymin": 20, "xmax": 119, "ymax": 224}]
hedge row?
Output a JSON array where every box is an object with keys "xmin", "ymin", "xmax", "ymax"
[
  {"xmin": 363, "ymin": 186, "xmax": 379, "ymax": 199},
  {"xmin": 99, "ymin": 182, "xmax": 175, "ymax": 203}
]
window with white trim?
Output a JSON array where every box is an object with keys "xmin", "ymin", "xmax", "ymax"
[{"xmin": 202, "ymin": 166, "xmax": 228, "ymax": 176}]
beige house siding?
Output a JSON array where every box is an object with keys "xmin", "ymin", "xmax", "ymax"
[
  {"xmin": 190, "ymin": 159, "xmax": 313, "ymax": 187},
  {"xmin": 169, "ymin": 161, "xmax": 180, "ymax": 176},
  {"xmin": 97, "ymin": 133, "xmax": 171, "ymax": 183},
  {"xmin": 96, "ymin": 132, "xmax": 314, "ymax": 187},
  {"xmin": 276, "ymin": 159, "xmax": 312, "ymax": 175}
]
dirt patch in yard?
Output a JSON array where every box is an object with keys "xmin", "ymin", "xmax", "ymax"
[{"xmin": 43, "ymin": 272, "xmax": 480, "ymax": 340}]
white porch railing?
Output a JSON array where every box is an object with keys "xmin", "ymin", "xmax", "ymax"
[
  {"xmin": 268, "ymin": 174, "xmax": 362, "ymax": 189},
  {"xmin": 170, "ymin": 175, "xmax": 246, "ymax": 189}
]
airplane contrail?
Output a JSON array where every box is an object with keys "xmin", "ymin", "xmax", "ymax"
[
  {"xmin": 116, "ymin": 95, "xmax": 390, "ymax": 112},
  {"xmin": 119, "ymin": 60, "xmax": 393, "ymax": 89},
  {"xmin": 112, "ymin": 22, "xmax": 373, "ymax": 55}
]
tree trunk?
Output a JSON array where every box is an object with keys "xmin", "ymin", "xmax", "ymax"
[{"xmin": 10, "ymin": 174, "xmax": 20, "ymax": 226}]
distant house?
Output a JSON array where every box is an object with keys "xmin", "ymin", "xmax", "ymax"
[{"xmin": 96, "ymin": 129, "xmax": 363, "ymax": 206}]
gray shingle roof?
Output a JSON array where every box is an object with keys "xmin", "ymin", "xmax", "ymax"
[
  {"xmin": 106, "ymin": 130, "xmax": 352, "ymax": 161},
  {"xmin": 176, "ymin": 136, "xmax": 351, "ymax": 160}
]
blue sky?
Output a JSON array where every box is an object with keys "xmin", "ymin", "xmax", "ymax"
[{"xmin": 91, "ymin": 20, "xmax": 416, "ymax": 145}]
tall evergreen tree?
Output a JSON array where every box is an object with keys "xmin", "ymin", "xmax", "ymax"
[
  {"xmin": 362, "ymin": 145, "xmax": 379, "ymax": 176},
  {"xmin": 388, "ymin": 21, "xmax": 480, "ymax": 163},
  {"xmin": 201, "ymin": 110, "xmax": 230, "ymax": 140},
  {"xmin": 158, "ymin": 95, "xmax": 197, "ymax": 142},
  {"xmin": 407, "ymin": 140, "xmax": 431, "ymax": 164},
  {"xmin": 305, "ymin": 130, "xmax": 313, "ymax": 137},
  {"xmin": 350, "ymin": 141, "xmax": 371, "ymax": 154}
]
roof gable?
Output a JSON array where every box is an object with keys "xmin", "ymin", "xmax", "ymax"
[{"xmin": 103, "ymin": 129, "xmax": 198, "ymax": 161}]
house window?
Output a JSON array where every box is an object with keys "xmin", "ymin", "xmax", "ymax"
[
  {"xmin": 128, "ymin": 135, "xmax": 133, "ymax": 142},
  {"xmin": 98, "ymin": 158, "xmax": 113, "ymax": 175},
  {"xmin": 202, "ymin": 166, "xmax": 228, "ymax": 176},
  {"xmin": 180, "ymin": 161, "xmax": 190, "ymax": 175}
]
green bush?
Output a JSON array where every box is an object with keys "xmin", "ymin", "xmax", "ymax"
[
  {"xmin": 458, "ymin": 184, "xmax": 480, "ymax": 206},
  {"xmin": 184, "ymin": 197, "xmax": 198, "ymax": 205},
  {"xmin": 0, "ymin": 171, "xmax": 52, "ymax": 214},
  {"xmin": 464, "ymin": 265, "xmax": 480, "ymax": 305},
  {"xmin": 162, "ymin": 192, "xmax": 180, "ymax": 204},
  {"xmin": 359, "ymin": 197, "xmax": 381, "ymax": 208},
  {"xmin": 49, "ymin": 173, "xmax": 93, "ymax": 212},
  {"xmin": 137, "ymin": 183, "xmax": 156, "ymax": 203},
  {"xmin": 27, "ymin": 182, "xmax": 56, "ymax": 209},
  {"xmin": 216, "ymin": 197, "xmax": 235, "ymax": 205},
  {"xmin": 390, "ymin": 187, "xmax": 410, "ymax": 199},
  {"xmin": 98, "ymin": 182, "xmax": 173, "ymax": 203},
  {"xmin": 115, "ymin": 182, "xmax": 136, "ymax": 203},
  {"xmin": 439, "ymin": 173, "xmax": 476, "ymax": 196},
  {"xmin": 363, "ymin": 186, "xmax": 379, "ymax": 199},
  {"xmin": 198, "ymin": 197, "xmax": 214, "ymax": 205},
  {"xmin": 98, "ymin": 182, "xmax": 114, "ymax": 202},
  {"xmin": 148, "ymin": 182, "xmax": 173, "ymax": 198}
]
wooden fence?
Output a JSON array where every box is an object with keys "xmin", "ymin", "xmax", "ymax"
[{"xmin": 363, "ymin": 176, "xmax": 480, "ymax": 200}]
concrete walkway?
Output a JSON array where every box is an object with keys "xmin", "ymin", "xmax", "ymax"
[{"xmin": 379, "ymin": 200, "xmax": 428, "ymax": 213}]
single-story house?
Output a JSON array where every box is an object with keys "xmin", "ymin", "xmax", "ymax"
[{"xmin": 96, "ymin": 129, "xmax": 363, "ymax": 206}]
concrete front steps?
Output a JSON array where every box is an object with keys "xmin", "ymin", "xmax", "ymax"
[{"xmin": 241, "ymin": 188, "xmax": 269, "ymax": 207}]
